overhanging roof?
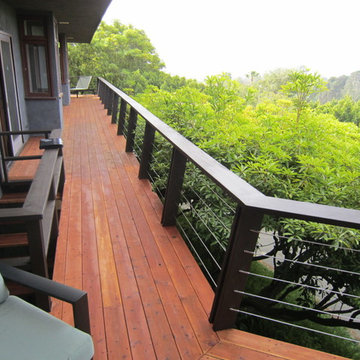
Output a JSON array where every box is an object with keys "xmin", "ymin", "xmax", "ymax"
[{"xmin": 6, "ymin": 0, "xmax": 112, "ymax": 43}]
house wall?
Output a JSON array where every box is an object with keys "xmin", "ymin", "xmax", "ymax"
[
  {"xmin": 60, "ymin": 33, "xmax": 70, "ymax": 106},
  {"xmin": 1, "ymin": 3, "xmax": 65, "ymax": 131},
  {"xmin": 0, "ymin": 0, "xmax": 29, "ymax": 132},
  {"xmin": 25, "ymin": 15, "xmax": 63, "ymax": 130},
  {"xmin": 26, "ymin": 98, "xmax": 63, "ymax": 130}
]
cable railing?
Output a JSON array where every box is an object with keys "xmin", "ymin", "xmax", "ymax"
[{"xmin": 97, "ymin": 78, "xmax": 360, "ymax": 357}]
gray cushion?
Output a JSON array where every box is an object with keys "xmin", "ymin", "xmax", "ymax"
[
  {"xmin": 0, "ymin": 274, "xmax": 9, "ymax": 304},
  {"xmin": 0, "ymin": 296, "xmax": 94, "ymax": 360}
]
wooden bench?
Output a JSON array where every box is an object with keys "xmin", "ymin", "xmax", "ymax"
[{"xmin": 0, "ymin": 129, "xmax": 65, "ymax": 310}]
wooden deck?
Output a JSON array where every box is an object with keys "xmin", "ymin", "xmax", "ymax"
[{"xmin": 42, "ymin": 95, "xmax": 346, "ymax": 360}]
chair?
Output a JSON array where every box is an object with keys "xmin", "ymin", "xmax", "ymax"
[
  {"xmin": 0, "ymin": 262, "xmax": 94, "ymax": 360},
  {"xmin": 70, "ymin": 76, "xmax": 93, "ymax": 97}
]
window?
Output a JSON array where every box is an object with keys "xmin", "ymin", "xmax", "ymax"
[{"xmin": 18, "ymin": 16, "xmax": 52, "ymax": 97}]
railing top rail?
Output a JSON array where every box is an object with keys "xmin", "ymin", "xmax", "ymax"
[
  {"xmin": 98, "ymin": 77, "xmax": 264, "ymax": 203},
  {"xmin": 23, "ymin": 129, "xmax": 62, "ymax": 215},
  {"xmin": 0, "ymin": 129, "xmax": 63, "ymax": 221},
  {"xmin": 98, "ymin": 77, "xmax": 360, "ymax": 229}
]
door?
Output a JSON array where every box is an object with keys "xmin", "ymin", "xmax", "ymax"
[{"xmin": 0, "ymin": 32, "xmax": 23, "ymax": 155}]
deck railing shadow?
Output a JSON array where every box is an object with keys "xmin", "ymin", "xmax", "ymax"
[{"xmin": 97, "ymin": 77, "xmax": 360, "ymax": 355}]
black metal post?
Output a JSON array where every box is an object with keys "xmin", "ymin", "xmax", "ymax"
[
  {"xmin": 111, "ymin": 95, "xmax": 119, "ymax": 124},
  {"xmin": 125, "ymin": 107, "xmax": 138, "ymax": 152},
  {"xmin": 100, "ymin": 82, "xmax": 105, "ymax": 104},
  {"xmin": 138, "ymin": 122, "xmax": 155, "ymax": 179},
  {"xmin": 105, "ymin": 87, "xmax": 111, "ymax": 113},
  {"xmin": 161, "ymin": 147, "xmax": 187, "ymax": 226},
  {"xmin": 107, "ymin": 91, "xmax": 113, "ymax": 116},
  {"xmin": 96, "ymin": 78, "xmax": 100, "ymax": 96},
  {"xmin": 117, "ymin": 99, "xmax": 127, "ymax": 135},
  {"xmin": 209, "ymin": 205, "xmax": 263, "ymax": 330}
]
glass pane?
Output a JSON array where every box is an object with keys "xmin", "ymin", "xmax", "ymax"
[
  {"xmin": 1, "ymin": 40, "xmax": 20, "ymax": 132},
  {"xmin": 25, "ymin": 44, "xmax": 49, "ymax": 93},
  {"xmin": 24, "ymin": 20, "xmax": 45, "ymax": 36}
]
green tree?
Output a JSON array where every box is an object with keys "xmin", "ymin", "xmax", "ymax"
[
  {"xmin": 281, "ymin": 69, "xmax": 327, "ymax": 122},
  {"xmin": 314, "ymin": 95, "xmax": 360, "ymax": 126},
  {"xmin": 343, "ymin": 71, "xmax": 360, "ymax": 101},
  {"xmin": 68, "ymin": 20, "xmax": 165, "ymax": 93},
  {"xmin": 204, "ymin": 73, "xmax": 245, "ymax": 112},
  {"xmin": 246, "ymin": 70, "xmax": 260, "ymax": 84},
  {"xmin": 136, "ymin": 79, "xmax": 360, "ymax": 339}
]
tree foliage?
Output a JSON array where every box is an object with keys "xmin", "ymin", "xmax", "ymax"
[
  {"xmin": 136, "ymin": 73, "xmax": 360, "ymax": 338},
  {"xmin": 281, "ymin": 69, "xmax": 327, "ymax": 122},
  {"xmin": 314, "ymin": 95, "xmax": 360, "ymax": 126},
  {"xmin": 68, "ymin": 21, "xmax": 200, "ymax": 94}
]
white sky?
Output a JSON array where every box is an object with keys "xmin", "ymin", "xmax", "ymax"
[{"xmin": 102, "ymin": 0, "xmax": 360, "ymax": 81}]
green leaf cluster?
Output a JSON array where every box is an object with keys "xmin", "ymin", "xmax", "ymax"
[{"xmin": 314, "ymin": 95, "xmax": 360, "ymax": 126}]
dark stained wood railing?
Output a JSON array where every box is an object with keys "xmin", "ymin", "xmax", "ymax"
[
  {"xmin": 0, "ymin": 129, "xmax": 65, "ymax": 310},
  {"xmin": 97, "ymin": 77, "xmax": 360, "ymax": 335}
]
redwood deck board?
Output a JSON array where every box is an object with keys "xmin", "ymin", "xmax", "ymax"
[
  {"xmin": 8, "ymin": 136, "xmax": 42, "ymax": 181},
  {"xmin": 49, "ymin": 95, "xmax": 348, "ymax": 360}
]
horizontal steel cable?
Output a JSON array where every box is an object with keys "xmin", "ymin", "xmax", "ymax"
[
  {"xmin": 244, "ymin": 250, "xmax": 360, "ymax": 276},
  {"xmin": 234, "ymin": 290, "xmax": 360, "ymax": 323},
  {"xmin": 180, "ymin": 192, "xmax": 227, "ymax": 252},
  {"xmin": 230, "ymin": 309, "xmax": 360, "ymax": 344},
  {"xmin": 178, "ymin": 207, "xmax": 222, "ymax": 271},
  {"xmin": 176, "ymin": 218, "xmax": 217, "ymax": 287},
  {"xmin": 252, "ymin": 230, "xmax": 360, "ymax": 253},
  {"xmin": 239, "ymin": 271, "xmax": 360, "ymax": 300}
]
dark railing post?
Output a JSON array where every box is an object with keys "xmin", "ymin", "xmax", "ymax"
[
  {"xmin": 209, "ymin": 205, "xmax": 263, "ymax": 331},
  {"xmin": 138, "ymin": 122, "xmax": 155, "ymax": 179},
  {"xmin": 161, "ymin": 147, "xmax": 187, "ymax": 226},
  {"xmin": 104, "ymin": 86, "xmax": 109, "ymax": 109},
  {"xmin": 26, "ymin": 220, "xmax": 51, "ymax": 311},
  {"xmin": 117, "ymin": 99, "xmax": 127, "ymax": 135},
  {"xmin": 107, "ymin": 91, "xmax": 113, "ymax": 116},
  {"xmin": 101, "ymin": 84, "xmax": 106, "ymax": 105},
  {"xmin": 99, "ymin": 81, "xmax": 104, "ymax": 101},
  {"xmin": 105, "ymin": 88, "xmax": 111, "ymax": 114},
  {"xmin": 100, "ymin": 82, "xmax": 105, "ymax": 104},
  {"xmin": 111, "ymin": 94, "xmax": 119, "ymax": 124},
  {"xmin": 125, "ymin": 107, "xmax": 138, "ymax": 152}
]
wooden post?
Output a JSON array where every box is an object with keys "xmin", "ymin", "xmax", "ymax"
[
  {"xmin": 107, "ymin": 91, "xmax": 113, "ymax": 116},
  {"xmin": 138, "ymin": 122, "xmax": 155, "ymax": 179},
  {"xmin": 161, "ymin": 147, "xmax": 187, "ymax": 226},
  {"xmin": 105, "ymin": 88, "xmax": 111, "ymax": 114},
  {"xmin": 209, "ymin": 205, "xmax": 263, "ymax": 331},
  {"xmin": 103, "ymin": 86, "xmax": 109, "ymax": 109},
  {"xmin": 125, "ymin": 107, "xmax": 138, "ymax": 152},
  {"xmin": 26, "ymin": 220, "xmax": 51, "ymax": 311},
  {"xmin": 100, "ymin": 82, "xmax": 105, "ymax": 104},
  {"xmin": 111, "ymin": 94, "xmax": 119, "ymax": 124},
  {"xmin": 96, "ymin": 78, "xmax": 100, "ymax": 96},
  {"xmin": 117, "ymin": 99, "xmax": 127, "ymax": 135}
]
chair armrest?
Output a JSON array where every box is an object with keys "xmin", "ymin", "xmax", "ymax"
[{"xmin": 0, "ymin": 262, "xmax": 90, "ymax": 334}]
